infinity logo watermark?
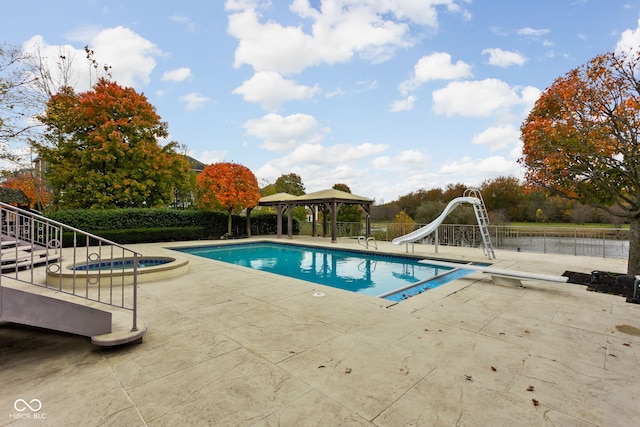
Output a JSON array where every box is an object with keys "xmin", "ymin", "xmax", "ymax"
[
  {"xmin": 14, "ymin": 399, "xmax": 42, "ymax": 412},
  {"xmin": 9, "ymin": 399, "xmax": 46, "ymax": 420}
]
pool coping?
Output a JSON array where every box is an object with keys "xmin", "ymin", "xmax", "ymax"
[
  {"xmin": 5, "ymin": 236, "xmax": 638, "ymax": 425},
  {"xmin": 45, "ymin": 254, "xmax": 190, "ymax": 287}
]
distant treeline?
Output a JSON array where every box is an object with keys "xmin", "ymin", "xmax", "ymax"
[{"xmin": 371, "ymin": 177, "xmax": 625, "ymax": 226}]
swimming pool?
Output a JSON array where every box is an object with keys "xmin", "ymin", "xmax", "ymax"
[{"xmin": 173, "ymin": 242, "xmax": 472, "ymax": 301}]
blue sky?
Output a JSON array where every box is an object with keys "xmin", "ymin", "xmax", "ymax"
[{"xmin": 2, "ymin": 0, "xmax": 639, "ymax": 203}]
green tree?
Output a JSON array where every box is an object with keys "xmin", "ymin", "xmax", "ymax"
[
  {"xmin": 34, "ymin": 79, "xmax": 190, "ymax": 209},
  {"xmin": 520, "ymin": 49, "xmax": 640, "ymax": 275},
  {"xmin": 275, "ymin": 173, "xmax": 307, "ymax": 221},
  {"xmin": 442, "ymin": 183, "xmax": 468, "ymax": 202},
  {"xmin": 479, "ymin": 176, "xmax": 526, "ymax": 222},
  {"xmin": 414, "ymin": 200, "xmax": 476, "ymax": 225},
  {"xmin": 333, "ymin": 183, "xmax": 363, "ymax": 222},
  {"xmin": 260, "ymin": 183, "xmax": 277, "ymax": 197},
  {"xmin": 397, "ymin": 189, "xmax": 432, "ymax": 218},
  {"xmin": 195, "ymin": 162, "xmax": 261, "ymax": 235},
  {"xmin": 274, "ymin": 173, "xmax": 305, "ymax": 195}
]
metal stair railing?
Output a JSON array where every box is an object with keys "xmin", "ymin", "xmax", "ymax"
[
  {"xmin": 0, "ymin": 202, "xmax": 141, "ymax": 333},
  {"xmin": 464, "ymin": 188, "xmax": 496, "ymax": 259}
]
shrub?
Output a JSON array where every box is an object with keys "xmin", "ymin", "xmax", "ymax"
[{"xmin": 46, "ymin": 209, "xmax": 298, "ymax": 243}]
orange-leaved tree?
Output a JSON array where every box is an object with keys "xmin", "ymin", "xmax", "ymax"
[
  {"xmin": 34, "ymin": 79, "xmax": 191, "ymax": 209},
  {"xmin": 196, "ymin": 162, "xmax": 261, "ymax": 236},
  {"xmin": 1, "ymin": 171, "xmax": 51, "ymax": 209},
  {"xmin": 520, "ymin": 49, "xmax": 640, "ymax": 276}
]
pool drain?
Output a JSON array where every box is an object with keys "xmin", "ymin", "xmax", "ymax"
[{"xmin": 312, "ymin": 292, "xmax": 326, "ymax": 297}]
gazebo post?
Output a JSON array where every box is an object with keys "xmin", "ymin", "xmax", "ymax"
[
  {"xmin": 287, "ymin": 204, "xmax": 294, "ymax": 239},
  {"xmin": 362, "ymin": 203, "xmax": 371, "ymax": 239},
  {"xmin": 331, "ymin": 200, "xmax": 338, "ymax": 243},
  {"xmin": 311, "ymin": 205, "xmax": 317, "ymax": 237},
  {"xmin": 275, "ymin": 204, "xmax": 285, "ymax": 237},
  {"xmin": 322, "ymin": 204, "xmax": 329, "ymax": 238},
  {"xmin": 258, "ymin": 189, "xmax": 373, "ymax": 241}
]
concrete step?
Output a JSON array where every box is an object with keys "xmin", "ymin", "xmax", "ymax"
[
  {"xmin": 0, "ymin": 286, "xmax": 112, "ymax": 337},
  {"xmin": 91, "ymin": 310, "xmax": 147, "ymax": 347},
  {"xmin": 0, "ymin": 276, "xmax": 146, "ymax": 347}
]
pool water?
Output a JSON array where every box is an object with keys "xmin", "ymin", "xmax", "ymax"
[
  {"xmin": 174, "ymin": 242, "xmax": 472, "ymax": 301},
  {"xmin": 72, "ymin": 257, "xmax": 173, "ymax": 271}
]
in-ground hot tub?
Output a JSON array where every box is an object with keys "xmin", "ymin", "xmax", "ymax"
[{"xmin": 46, "ymin": 255, "xmax": 189, "ymax": 287}]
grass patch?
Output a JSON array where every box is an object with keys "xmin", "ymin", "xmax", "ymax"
[{"xmin": 507, "ymin": 222, "xmax": 628, "ymax": 229}]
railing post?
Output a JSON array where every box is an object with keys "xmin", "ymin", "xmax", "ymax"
[
  {"xmin": 0, "ymin": 202, "xmax": 142, "ymax": 338},
  {"xmin": 131, "ymin": 254, "xmax": 138, "ymax": 332}
]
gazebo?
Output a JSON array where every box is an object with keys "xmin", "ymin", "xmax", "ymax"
[
  {"xmin": 0, "ymin": 187, "xmax": 30, "ymax": 207},
  {"xmin": 257, "ymin": 189, "xmax": 374, "ymax": 243}
]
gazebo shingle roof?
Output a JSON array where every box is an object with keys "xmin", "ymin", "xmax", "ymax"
[
  {"xmin": 0, "ymin": 187, "xmax": 30, "ymax": 205},
  {"xmin": 257, "ymin": 188, "xmax": 373, "ymax": 242}
]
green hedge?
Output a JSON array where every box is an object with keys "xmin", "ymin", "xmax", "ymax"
[
  {"xmin": 61, "ymin": 226, "xmax": 205, "ymax": 246},
  {"xmin": 46, "ymin": 209, "xmax": 299, "ymax": 243}
]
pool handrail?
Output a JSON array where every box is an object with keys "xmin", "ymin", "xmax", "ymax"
[{"xmin": 0, "ymin": 202, "xmax": 143, "ymax": 336}]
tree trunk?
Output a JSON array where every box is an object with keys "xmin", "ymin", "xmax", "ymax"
[
  {"xmin": 246, "ymin": 207, "xmax": 253, "ymax": 237},
  {"xmin": 227, "ymin": 209, "xmax": 233, "ymax": 236},
  {"xmin": 627, "ymin": 217, "xmax": 640, "ymax": 277}
]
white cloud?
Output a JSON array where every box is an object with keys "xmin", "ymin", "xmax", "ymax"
[
  {"xmin": 90, "ymin": 26, "xmax": 163, "ymax": 87},
  {"xmin": 520, "ymin": 85, "xmax": 541, "ymax": 114},
  {"xmin": 256, "ymin": 140, "xmax": 388, "ymax": 187},
  {"xmin": 22, "ymin": 35, "xmax": 86, "ymax": 89},
  {"xmin": 399, "ymin": 52, "xmax": 473, "ymax": 95},
  {"xmin": 517, "ymin": 27, "xmax": 550, "ymax": 37},
  {"xmin": 472, "ymin": 124, "xmax": 520, "ymax": 151},
  {"xmin": 482, "ymin": 48, "xmax": 527, "ymax": 68},
  {"xmin": 179, "ymin": 92, "xmax": 210, "ymax": 110},
  {"xmin": 22, "ymin": 26, "xmax": 163, "ymax": 92},
  {"xmin": 162, "ymin": 67, "xmax": 192, "ymax": 82},
  {"xmin": 65, "ymin": 25, "xmax": 103, "ymax": 43},
  {"xmin": 243, "ymin": 113, "xmax": 330, "ymax": 151},
  {"xmin": 255, "ymin": 141, "xmax": 439, "ymax": 203},
  {"xmin": 356, "ymin": 79, "xmax": 378, "ymax": 91},
  {"xmin": 195, "ymin": 149, "xmax": 229, "ymax": 164},
  {"xmin": 616, "ymin": 18, "xmax": 640, "ymax": 56},
  {"xmin": 394, "ymin": 149, "xmax": 430, "ymax": 165},
  {"xmin": 438, "ymin": 156, "xmax": 522, "ymax": 178},
  {"xmin": 279, "ymin": 142, "xmax": 388, "ymax": 166},
  {"xmin": 432, "ymin": 78, "xmax": 524, "ymax": 118},
  {"xmin": 226, "ymin": 0, "xmax": 469, "ymax": 75},
  {"xmin": 170, "ymin": 15, "xmax": 198, "ymax": 32},
  {"xmin": 233, "ymin": 71, "xmax": 320, "ymax": 111},
  {"xmin": 325, "ymin": 87, "xmax": 346, "ymax": 98},
  {"xmin": 389, "ymin": 95, "xmax": 416, "ymax": 112}
]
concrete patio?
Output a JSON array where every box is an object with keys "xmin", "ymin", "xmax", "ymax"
[{"xmin": 1, "ymin": 237, "xmax": 639, "ymax": 426}]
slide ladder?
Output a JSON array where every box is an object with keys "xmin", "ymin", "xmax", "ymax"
[{"xmin": 464, "ymin": 188, "xmax": 495, "ymax": 259}]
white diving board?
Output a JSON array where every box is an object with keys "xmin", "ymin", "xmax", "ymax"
[{"xmin": 420, "ymin": 259, "xmax": 568, "ymax": 287}]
